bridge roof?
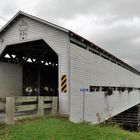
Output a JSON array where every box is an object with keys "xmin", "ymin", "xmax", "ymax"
[{"xmin": 0, "ymin": 11, "xmax": 140, "ymax": 75}]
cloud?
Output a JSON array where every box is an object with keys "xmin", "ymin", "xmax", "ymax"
[
  {"xmin": 35, "ymin": 0, "xmax": 140, "ymax": 20},
  {"xmin": 58, "ymin": 15, "xmax": 140, "ymax": 61},
  {"xmin": 14, "ymin": 0, "xmax": 40, "ymax": 14},
  {"xmin": 0, "ymin": 0, "xmax": 18, "ymax": 18},
  {"xmin": 1, "ymin": 0, "xmax": 140, "ymax": 70},
  {"xmin": 0, "ymin": 0, "xmax": 39, "ymax": 22}
]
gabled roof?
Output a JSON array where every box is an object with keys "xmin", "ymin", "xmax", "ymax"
[
  {"xmin": 0, "ymin": 11, "xmax": 140, "ymax": 76},
  {"xmin": 0, "ymin": 11, "xmax": 69, "ymax": 34}
]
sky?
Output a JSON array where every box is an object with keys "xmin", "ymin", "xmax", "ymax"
[{"xmin": 0, "ymin": 0, "xmax": 140, "ymax": 70}]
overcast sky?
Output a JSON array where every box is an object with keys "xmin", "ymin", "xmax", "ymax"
[{"xmin": 0, "ymin": 0, "xmax": 140, "ymax": 69}]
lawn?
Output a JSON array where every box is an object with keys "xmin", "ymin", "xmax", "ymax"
[{"xmin": 0, "ymin": 117, "xmax": 140, "ymax": 140}]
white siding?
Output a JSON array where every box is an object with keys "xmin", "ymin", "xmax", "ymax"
[
  {"xmin": 0, "ymin": 16, "xmax": 70, "ymax": 115},
  {"xmin": 70, "ymin": 43, "xmax": 140, "ymax": 123},
  {"xmin": 0, "ymin": 62, "xmax": 22, "ymax": 97}
]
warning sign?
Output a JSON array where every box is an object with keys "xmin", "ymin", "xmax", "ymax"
[{"xmin": 61, "ymin": 75, "xmax": 67, "ymax": 93}]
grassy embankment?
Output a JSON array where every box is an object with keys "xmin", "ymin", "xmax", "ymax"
[{"xmin": 0, "ymin": 117, "xmax": 140, "ymax": 140}]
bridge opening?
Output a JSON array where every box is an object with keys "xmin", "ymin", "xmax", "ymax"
[{"xmin": 0, "ymin": 39, "xmax": 58, "ymax": 96}]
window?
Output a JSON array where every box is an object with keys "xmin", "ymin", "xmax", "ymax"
[{"xmin": 90, "ymin": 86, "xmax": 100, "ymax": 92}]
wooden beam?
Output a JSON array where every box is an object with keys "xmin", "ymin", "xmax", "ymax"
[{"xmin": 5, "ymin": 97, "xmax": 15, "ymax": 124}]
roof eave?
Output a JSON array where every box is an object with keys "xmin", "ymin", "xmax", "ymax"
[
  {"xmin": 0, "ymin": 11, "xmax": 69, "ymax": 35},
  {"xmin": 69, "ymin": 31, "xmax": 140, "ymax": 75}
]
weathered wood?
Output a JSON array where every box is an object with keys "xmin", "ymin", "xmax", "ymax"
[
  {"xmin": 5, "ymin": 97, "xmax": 15, "ymax": 124},
  {"xmin": 51, "ymin": 97, "xmax": 58, "ymax": 115},
  {"xmin": 44, "ymin": 96, "xmax": 53, "ymax": 102},
  {"xmin": 16, "ymin": 104, "xmax": 37, "ymax": 112},
  {"xmin": 15, "ymin": 96, "xmax": 37, "ymax": 103},
  {"xmin": 37, "ymin": 96, "xmax": 44, "ymax": 116},
  {"xmin": 44, "ymin": 103, "xmax": 52, "ymax": 109},
  {"xmin": 16, "ymin": 114, "xmax": 36, "ymax": 120},
  {"xmin": 3, "ymin": 96, "xmax": 55, "ymax": 124}
]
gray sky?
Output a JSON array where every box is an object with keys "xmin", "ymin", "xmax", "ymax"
[{"xmin": 0, "ymin": 0, "xmax": 140, "ymax": 69}]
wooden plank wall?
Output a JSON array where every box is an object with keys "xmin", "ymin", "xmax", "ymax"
[{"xmin": 0, "ymin": 96, "xmax": 58, "ymax": 124}]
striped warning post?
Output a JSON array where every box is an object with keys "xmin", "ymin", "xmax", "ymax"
[{"xmin": 61, "ymin": 75, "xmax": 67, "ymax": 93}]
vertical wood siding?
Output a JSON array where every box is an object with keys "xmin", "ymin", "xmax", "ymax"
[
  {"xmin": 0, "ymin": 16, "xmax": 70, "ymax": 115},
  {"xmin": 70, "ymin": 43, "xmax": 140, "ymax": 123},
  {"xmin": 0, "ymin": 62, "xmax": 22, "ymax": 97}
]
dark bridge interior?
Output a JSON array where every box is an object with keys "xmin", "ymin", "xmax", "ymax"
[{"xmin": 0, "ymin": 39, "xmax": 58, "ymax": 96}]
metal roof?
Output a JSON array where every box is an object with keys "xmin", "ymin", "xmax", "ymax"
[{"xmin": 0, "ymin": 11, "xmax": 140, "ymax": 75}]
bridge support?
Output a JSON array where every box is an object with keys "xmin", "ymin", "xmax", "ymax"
[{"xmin": 113, "ymin": 104, "xmax": 140, "ymax": 131}]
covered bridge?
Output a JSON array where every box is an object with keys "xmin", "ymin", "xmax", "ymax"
[{"xmin": 0, "ymin": 11, "xmax": 140, "ymax": 124}]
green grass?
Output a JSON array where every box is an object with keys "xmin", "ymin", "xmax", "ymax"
[{"xmin": 0, "ymin": 117, "xmax": 140, "ymax": 140}]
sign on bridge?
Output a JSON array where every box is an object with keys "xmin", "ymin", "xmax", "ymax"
[{"xmin": 80, "ymin": 88, "xmax": 89, "ymax": 92}]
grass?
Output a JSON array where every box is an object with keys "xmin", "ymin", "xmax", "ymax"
[{"xmin": 0, "ymin": 117, "xmax": 140, "ymax": 140}]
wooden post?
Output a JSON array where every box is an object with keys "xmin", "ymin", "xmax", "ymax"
[
  {"xmin": 37, "ymin": 96, "xmax": 44, "ymax": 116},
  {"xmin": 38, "ymin": 67, "xmax": 41, "ymax": 96},
  {"xmin": 5, "ymin": 97, "xmax": 15, "ymax": 124},
  {"xmin": 51, "ymin": 96, "xmax": 58, "ymax": 116}
]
